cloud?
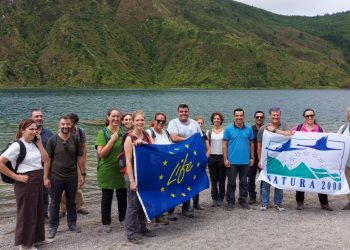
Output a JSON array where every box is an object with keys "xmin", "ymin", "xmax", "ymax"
[{"xmin": 234, "ymin": 0, "xmax": 350, "ymax": 16}]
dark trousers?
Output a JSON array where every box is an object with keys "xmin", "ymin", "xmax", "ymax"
[
  {"xmin": 43, "ymin": 186, "xmax": 49, "ymax": 217},
  {"xmin": 101, "ymin": 188, "xmax": 127, "ymax": 224},
  {"xmin": 247, "ymin": 162, "xmax": 262, "ymax": 200},
  {"xmin": 208, "ymin": 155, "xmax": 226, "ymax": 201},
  {"xmin": 296, "ymin": 191, "xmax": 328, "ymax": 205},
  {"xmin": 226, "ymin": 164, "xmax": 249, "ymax": 204},
  {"xmin": 49, "ymin": 177, "xmax": 78, "ymax": 228}
]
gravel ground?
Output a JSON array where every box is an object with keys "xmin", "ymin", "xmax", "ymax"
[{"xmin": 1, "ymin": 187, "xmax": 350, "ymax": 250}]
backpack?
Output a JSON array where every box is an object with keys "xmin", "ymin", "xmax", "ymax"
[
  {"xmin": 117, "ymin": 130, "xmax": 150, "ymax": 175},
  {"xmin": 1, "ymin": 140, "xmax": 26, "ymax": 184},
  {"xmin": 340, "ymin": 124, "xmax": 350, "ymax": 134},
  {"xmin": 296, "ymin": 124, "xmax": 323, "ymax": 132},
  {"xmin": 146, "ymin": 128, "xmax": 170, "ymax": 141}
]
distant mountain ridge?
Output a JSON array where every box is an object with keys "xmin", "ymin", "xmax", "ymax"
[{"xmin": 1, "ymin": 0, "xmax": 350, "ymax": 88}]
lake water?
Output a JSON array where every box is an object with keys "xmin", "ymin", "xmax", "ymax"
[{"xmin": 0, "ymin": 89, "xmax": 349, "ymax": 216}]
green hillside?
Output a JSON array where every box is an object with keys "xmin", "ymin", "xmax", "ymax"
[{"xmin": 1, "ymin": 0, "xmax": 350, "ymax": 88}]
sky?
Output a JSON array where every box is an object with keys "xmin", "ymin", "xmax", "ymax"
[{"xmin": 234, "ymin": 0, "xmax": 350, "ymax": 16}]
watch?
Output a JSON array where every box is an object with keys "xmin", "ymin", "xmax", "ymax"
[{"xmin": 81, "ymin": 172, "xmax": 86, "ymax": 177}]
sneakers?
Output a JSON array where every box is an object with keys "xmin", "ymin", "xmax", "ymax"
[
  {"xmin": 128, "ymin": 235, "xmax": 144, "ymax": 244},
  {"xmin": 168, "ymin": 212, "xmax": 177, "ymax": 221},
  {"xmin": 48, "ymin": 227, "xmax": 57, "ymax": 239},
  {"xmin": 212, "ymin": 200, "xmax": 218, "ymax": 207},
  {"xmin": 59, "ymin": 211, "xmax": 66, "ymax": 219},
  {"xmin": 19, "ymin": 245, "xmax": 37, "ymax": 250},
  {"xmin": 248, "ymin": 198, "xmax": 257, "ymax": 205},
  {"xmin": 260, "ymin": 205, "xmax": 268, "ymax": 211},
  {"xmin": 34, "ymin": 239, "xmax": 54, "ymax": 247},
  {"xmin": 69, "ymin": 225, "xmax": 81, "ymax": 233},
  {"xmin": 120, "ymin": 220, "xmax": 125, "ymax": 228},
  {"xmin": 140, "ymin": 229, "xmax": 157, "ymax": 237},
  {"xmin": 194, "ymin": 204, "xmax": 204, "ymax": 210},
  {"xmin": 275, "ymin": 204, "xmax": 285, "ymax": 212},
  {"xmin": 77, "ymin": 208, "xmax": 89, "ymax": 215},
  {"xmin": 239, "ymin": 202, "xmax": 251, "ymax": 210},
  {"xmin": 217, "ymin": 199, "xmax": 223, "ymax": 207},
  {"xmin": 102, "ymin": 224, "xmax": 112, "ymax": 233}
]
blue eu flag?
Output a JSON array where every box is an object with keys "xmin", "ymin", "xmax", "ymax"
[{"xmin": 135, "ymin": 133, "xmax": 209, "ymax": 220}]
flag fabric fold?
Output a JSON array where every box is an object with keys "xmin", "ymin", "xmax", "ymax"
[
  {"xmin": 258, "ymin": 131, "xmax": 350, "ymax": 195},
  {"xmin": 134, "ymin": 133, "xmax": 209, "ymax": 220}
]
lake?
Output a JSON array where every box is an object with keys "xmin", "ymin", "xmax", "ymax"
[{"xmin": 0, "ymin": 89, "xmax": 349, "ymax": 216}]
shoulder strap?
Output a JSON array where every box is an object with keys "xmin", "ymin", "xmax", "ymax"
[
  {"xmin": 15, "ymin": 140, "xmax": 26, "ymax": 172},
  {"xmin": 102, "ymin": 127, "xmax": 109, "ymax": 143},
  {"xmin": 77, "ymin": 127, "xmax": 84, "ymax": 142},
  {"xmin": 149, "ymin": 128, "xmax": 156, "ymax": 140},
  {"xmin": 50, "ymin": 134, "xmax": 58, "ymax": 155},
  {"xmin": 341, "ymin": 124, "xmax": 349, "ymax": 134},
  {"xmin": 207, "ymin": 129, "xmax": 212, "ymax": 145},
  {"xmin": 296, "ymin": 124, "xmax": 303, "ymax": 131},
  {"xmin": 164, "ymin": 129, "xmax": 170, "ymax": 139}
]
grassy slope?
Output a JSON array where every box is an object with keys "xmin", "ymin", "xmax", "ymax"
[{"xmin": 0, "ymin": 0, "xmax": 350, "ymax": 88}]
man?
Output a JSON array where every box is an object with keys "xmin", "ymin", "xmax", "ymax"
[
  {"xmin": 223, "ymin": 108, "xmax": 254, "ymax": 211},
  {"xmin": 337, "ymin": 107, "xmax": 350, "ymax": 210},
  {"xmin": 167, "ymin": 103, "xmax": 202, "ymax": 218},
  {"xmin": 257, "ymin": 107, "xmax": 292, "ymax": 211},
  {"xmin": 44, "ymin": 116, "xmax": 85, "ymax": 239},
  {"xmin": 59, "ymin": 113, "xmax": 89, "ymax": 218},
  {"xmin": 247, "ymin": 111, "xmax": 265, "ymax": 204},
  {"xmin": 30, "ymin": 108, "xmax": 53, "ymax": 221}
]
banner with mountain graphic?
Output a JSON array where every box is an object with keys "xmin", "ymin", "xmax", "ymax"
[{"xmin": 258, "ymin": 131, "xmax": 350, "ymax": 195}]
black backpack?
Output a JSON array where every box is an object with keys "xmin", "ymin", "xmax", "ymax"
[{"xmin": 1, "ymin": 140, "xmax": 26, "ymax": 184}]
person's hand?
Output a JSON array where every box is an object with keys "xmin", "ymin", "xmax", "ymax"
[
  {"xmin": 130, "ymin": 181, "xmax": 137, "ymax": 191},
  {"xmin": 134, "ymin": 139, "xmax": 147, "ymax": 146},
  {"xmin": 249, "ymin": 158, "xmax": 254, "ymax": 167},
  {"xmin": 110, "ymin": 132, "xmax": 119, "ymax": 142},
  {"xmin": 79, "ymin": 175, "xmax": 85, "ymax": 187},
  {"xmin": 224, "ymin": 159, "xmax": 230, "ymax": 168},
  {"xmin": 15, "ymin": 174, "xmax": 28, "ymax": 183},
  {"xmin": 44, "ymin": 177, "xmax": 51, "ymax": 188},
  {"xmin": 258, "ymin": 161, "xmax": 262, "ymax": 170}
]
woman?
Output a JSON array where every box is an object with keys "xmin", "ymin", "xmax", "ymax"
[
  {"xmin": 95, "ymin": 108, "xmax": 127, "ymax": 233},
  {"xmin": 0, "ymin": 119, "xmax": 49, "ymax": 250},
  {"xmin": 205, "ymin": 112, "xmax": 226, "ymax": 207},
  {"xmin": 194, "ymin": 116, "xmax": 210, "ymax": 210},
  {"xmin": 121, "ymin": 113, "xmax": 133, "ymax": 131},
  {"xmin": 292, "ymin": 108, "xmax": 332, "ymax": 211},
  {"xmin": 146, "ymin": 112, "xmax": 175, "ymax": 223},
  {"xmin": 124, "ymin": 111, "xmax": 155, "ymax": 244}
]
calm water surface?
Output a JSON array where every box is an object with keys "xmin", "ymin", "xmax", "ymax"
[{"xmin": 0, "ymin": 89, "xmax": 349, "ymax": 216}]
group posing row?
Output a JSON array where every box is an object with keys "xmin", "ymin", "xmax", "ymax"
[{"xmin": 1, "ymin": 105, "xmax": 350, "ymax": 248}]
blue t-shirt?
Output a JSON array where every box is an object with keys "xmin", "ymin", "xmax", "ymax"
[{"xmin": 223, "ymin": 124, "xmax": 254, "ymax": 165}]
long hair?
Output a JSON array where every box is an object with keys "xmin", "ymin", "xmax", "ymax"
[
  {"xmin": 15, "ymin": 119, "xmax": 36, "ymax": 139},
  {"xmin": 150, "ymin": 112, "xmax": 167, "ymax": 127},
  {"xmin": 105, "ymin": 108, "xmax": 121, "ymax": 126}
]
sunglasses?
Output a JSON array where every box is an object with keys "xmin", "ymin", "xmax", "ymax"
[
  {"xmin": 156, "ymin": 119, "xmax": 166, "ymax": 125},
  {"xmin": 255, "ymin": 116, "xmax": 264, "ymax": 119},
  {"xmin": 62, "ymin": 140, "xmax": 68, "ymax": 150},
  {"xmin": 304, "ymin": 114, "xmax": 315, "ymax": 118}
]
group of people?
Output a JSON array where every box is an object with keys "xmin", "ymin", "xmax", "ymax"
[{"xmin": 1, "ymin": 105, "xmax": 350, "ymax": 248}]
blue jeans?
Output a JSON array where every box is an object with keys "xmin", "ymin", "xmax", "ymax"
[
  {"xmin": 49, "ymin": 177, "xmax": 78, "ymax": 228},
  {"xmin": 260, "ymin": 181, "xmax": 283, "ymax": 206}
]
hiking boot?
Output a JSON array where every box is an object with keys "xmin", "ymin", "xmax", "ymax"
[
  {"xmin": 168, "ymin": 212, "xmax": 177, "ymax": 221},
  {"xmin": 77, "ymin": 208, "xmax": 89, "ymax": 215},
  {"xmin": 227, "ymin": 204, "xmax": 234, "ymax": 211},
  {"xmin": 48, "ymin": 227, "xmax": 57, "ymax": 239},
  {"xmin": 128, "ymin": 235, "xmax": 144, "ymax": 244},
  {"xmin": 260, "ymin": 205, "xmax": 268, "ymax": 211},
  {"xmin": 155, "ymin": 216, "xmax": 169, "ymax": 225},
  {"xmin": 140, "ymin": 229, "xmax": 157, "ymax": 237},
  {"xmin": 59, "ymin": 211, "xmax": 66, "ymax": 219},
  {"xmin": 275, "ymin": 204, "xmax": 285, "ymax": 212},
  {"xmin": 342, "ymin": 203, "xmax": 350, "ymax": 210},
  {"xmin": 69, "ymin": 225, "xmax": 81, "ymax": 233},
  {"xmin": 296, "ymin": 202, "xmax": 304, "ymax": 210},
  {"xmin": 239, "ymin": 202, "xmax": 251, "ymax": 210},
  {"xmin": 182, "ymin": 210, "xmax": 194, "ymax": 218},
  {"xmin": 321, "ymin": 204, "xmax": 333, "ymax": 211},
  {"xmin": 102, "ymin": 224, "xmax": 112, "ymax": 233}
]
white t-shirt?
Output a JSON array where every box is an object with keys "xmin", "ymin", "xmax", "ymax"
[
  {"xmin": 207, "ymin": 129, "xmax": 223, "ymax": 155},
  {"xmin": 146, "ymin": 128, "xmax": 172, "ymax": 145},
  {"xmin": 167, "ymin": 118, "xmax": 202, "ymax": 139},
  {"xmin": 1, "ymin": 139, "xmax": 43, "ymax": 173},
  {"xmin": 337, "ymin": 124, "xmax": 350, "ymax": 166}
]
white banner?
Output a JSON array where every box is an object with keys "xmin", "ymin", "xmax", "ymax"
[{"xmin": 257, "ymin": 131, "xmax": 350, "ymax": 195}]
